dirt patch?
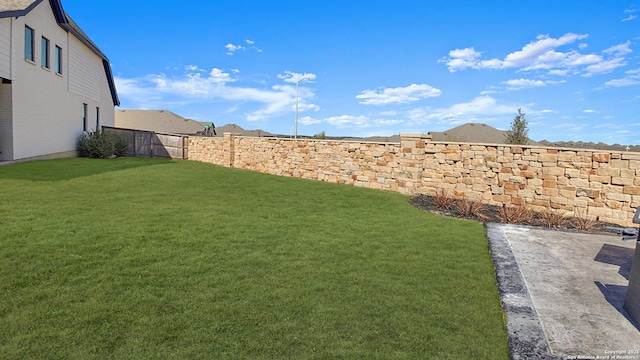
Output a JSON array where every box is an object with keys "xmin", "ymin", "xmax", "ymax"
[{"xmin": 409, "ymin": 194, "xmax": 635, "ymax": 236}]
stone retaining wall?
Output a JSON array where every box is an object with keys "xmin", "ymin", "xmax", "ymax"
[{"xmin": 189, "ymin": 133, "xmax": 640, "ymax": 227}]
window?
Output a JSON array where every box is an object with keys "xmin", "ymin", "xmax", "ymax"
[
  {"xmin": 24, "ymin": 26, "xmax": 34, "ymax": 62},
  {"xmin": 95, "ymin": 107, "xmax": 100, "ymax": 131},
  {"xmin": 41, "ymin": 37, "xmax": 50, "ymax": 69},
  {"xmin": 54, "ymin": 45, "xmax": 62, "ymax": 74},
  {"xmin": 82, "ymin": 103, "xmax": 88, "ymax": 132}
]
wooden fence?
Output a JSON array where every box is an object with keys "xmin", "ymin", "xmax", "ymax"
[{"xmin": 102, "ymin": 126, "xmax": 189, "ymax": 159}]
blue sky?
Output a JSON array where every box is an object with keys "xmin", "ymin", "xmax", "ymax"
[{"xmin": 64, "ymin": 1, "xmax": 639, "ymax": 144}]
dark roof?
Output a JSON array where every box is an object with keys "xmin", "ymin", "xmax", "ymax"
[{"xmin": 0, "ymin": 0, "xmax": 119, "ymax": 106}]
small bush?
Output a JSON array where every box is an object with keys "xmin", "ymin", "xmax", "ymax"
[
  {"xmin": 454, "ymin": 196, "xmax": 486, "ymax": 219},
  {"xmin": 433, "ymin": 189, "xmax": 454, "ymax": 209},
  {"xmin": 498, "ymin": 204, "xmax": 534, "ymax": 224},
  {"xmin": 77, "ymin": 130, "xmax": 128, "ymax": 159},
  {"xmin": 538, "ymin": 207, "xmax": 567, "ymax": 228},
  {"xmin": 572, "ymin": 209, "xmax": 598, "ymax": 231}
]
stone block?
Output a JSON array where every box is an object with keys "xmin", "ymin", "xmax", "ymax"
[
  {"xmin": 589, "ymin": 175, "xmax": 611, "ymax": 184},
  {"xmin": 543, "ymin": 167, "xmax": 565, "ymax": 176},
  {"xmin": 543, "ymin": 180, "xmax": 557, "ymax": 188},
  {"xmin": 593, "ymin": 153, "xmax": 610, "ymax": 163},
  {"xmin": 610, "ymin": 159, "xmax": 629, "ymax": 169},
  {"xmin": 607, "ymin": 192, "xmax": 631, "ymax": 202},
  {"xmin": 577, "ymin": 188, "xmax": 600, "ymax": 199},
  {"xmin": 597, "ymin": 167, "xmax": 620, "ymax": 177},
  {"xmin": 493, "ymin": 194, "xmax": 511, "ymax": 203},
  {"xmin": 539, "ymin": 154, "xmax": 558, "ymax": 162},
  {"xmin": 623, "ymin": 186, "xmax": 640, "ymax": 195},
  {"xmin": 531, "ymin": 199, "xmax": 550, "ymax": 207},
  {"xmin": 612, "ymin": 177, "xmax": 634, "ymax": 186}
]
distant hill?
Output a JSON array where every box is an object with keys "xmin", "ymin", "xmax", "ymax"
[
  {"xmin": 213, "ymin": 124, "xmax": 274, "ymax": 137},
  {"xmin": 428, "ymin": 123, "xmax": 540, "ymax": 145},
  {"xmin": 537, "ymin": 140, "xmax": 640, "ymax": 152},
  {"xmin": 211, "ymin": 123, "xmax": 638, "ymax": 151}
]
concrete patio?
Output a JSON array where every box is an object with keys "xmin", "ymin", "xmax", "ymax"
[{"xmin": 487, "ymin": 223, "xmax": 640, "ymax": 359}]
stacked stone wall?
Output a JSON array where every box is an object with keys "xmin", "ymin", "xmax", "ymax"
[{"xmin": 188, "ymin": 133, "xmax": 640, "ymax": 227}]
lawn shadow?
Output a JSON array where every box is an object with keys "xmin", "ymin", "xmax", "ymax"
[{"xmin": 0, "ymin": 157, "xmax": 174, "ymax": 182}]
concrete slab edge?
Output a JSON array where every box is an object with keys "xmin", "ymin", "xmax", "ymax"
[{"xmin": 485, "ymin": 223, "xmax": 564, "ymax": 360}]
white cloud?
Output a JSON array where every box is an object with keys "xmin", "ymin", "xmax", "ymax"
[
  {"xmin": 622, "ymin": 14, "xmax": 638, "ymax": 21},
  {"xmin": 438, "ymin": 47, "xmax": 483, "ymax": 72},
  {"xmin": 115, "ymin": 67, "xmax": 319, "ymax": 122},
  {"xmin": 225, "ymin": 43, "xmax": 246, "ymax": 55},
  {"xmin": 406, "ymin": 96, "xmax": 519, "ymax": 125},
  {"xmin": 503, "ymin": 33, "xmax": 589, "ymax": 68},
  {"xmin": 226, "ymin": 40, "xmax": 262, "ymax": 55},
  {"xmin": 604, "ymin": 77, "xmax": 640, "ymax": 87},
  {"xmin": 583, "ymin": 109, "xmax": 597, "ymax": 113},
  {"xmin": 356, "ymin": 84, "xmax": 442, "ymax": 105},
  {"xmin": 298, "ymin": 116, "xmax": 322, "ymax": 125},
  {"xmin": 502, "ymin": 78, "xmax": 547, "ymax": 90},
  {"xmin": 584, "ymin": 57, "xmax": 627, "ymax": 76},
  {"xmin": 297, "ymin": 114, "xmax": 407, "ymax": 129},
  {"xmin": 326, "ymin": 115, "xmax": 371, "ymax": 127},
  {"xmin": 277, "ymin": 71, "xmax": 317, "ymax": 83},
  {"xmin": 440, "ymin": 33, "xmax": 632, "ymax": 77},
  {"xmin": 604, "ymin": 41, "xmax": 633, "ymax": 55}
]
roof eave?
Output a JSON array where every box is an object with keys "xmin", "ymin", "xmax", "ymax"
[{"xmin": 0, "ymin": 0, "xmax": 44, "ymax": 19}]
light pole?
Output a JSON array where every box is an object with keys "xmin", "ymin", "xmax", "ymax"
[{"xmin": 295, "ymin": 79, "xmax": 300, "ymax": 140}]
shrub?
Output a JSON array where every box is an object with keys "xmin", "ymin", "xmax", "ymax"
[
  {"xmin": 433, "ymin": 189, "xmax": 454, "ymax": 209},
  {"xmin": 454, "ymin": 196, "xmax": 486, "ymax": 219},
  {"xmin": 498, "ymin": 204, "xmax": 534, "ymax": 224},
  {"xmin": 77, "ymin": 130, "xmax": 128, "ymax": 159},
  {"xmin": 538, "ymin": 207, "xmax": 567, "ymax": 228},
  {"xmin": 572, "ymin": 209, "xmax": 598, "ymax": 231}
]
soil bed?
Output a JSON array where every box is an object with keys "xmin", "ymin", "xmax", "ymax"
[{"xmin": 409, "ymin": 194, "xmax": 633, "ymax": 236}]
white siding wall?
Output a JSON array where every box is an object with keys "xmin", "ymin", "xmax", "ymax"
[
  {"xmin": 0, "ymin": 18, "xmax": 10, "ymax": 79},
  {"xmin": 69, "ymin": 35, "xmax": 101, "ymax": 102},
  {"xmin": 8, "ymin": 1, "xmax": 115, "ymax": 161}
]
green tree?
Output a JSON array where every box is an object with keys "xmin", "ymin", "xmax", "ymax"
[{"xmin": 504, "ymin": 108, "xmax": 529, "ymax": 145}]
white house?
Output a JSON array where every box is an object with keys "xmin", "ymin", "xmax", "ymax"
[{"xmin": 0, "ymin": 0, "xmax": 119, "ymax": 162}]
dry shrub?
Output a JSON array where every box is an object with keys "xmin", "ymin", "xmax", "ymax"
[
  {"xmin": 454, "ymin": 196, "xmax": 486, "ymax": 219},
  {"xmin": 498, "ymin": 204, "xmax": 534, "ymax": 224},
  {"xmin": 433, "ymin": 189, "xmax": 454, "ymax": 209},
  {"xmin": 572, "ymin": 208, "xmax": 598, "ymax": 231},
  {"xmin": 539, "ymin": 207, "xmax": 567, "ymax": 228}
]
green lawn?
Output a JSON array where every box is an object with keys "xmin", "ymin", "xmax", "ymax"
[{"xmin": 0, "ymin": 158, "xmax": 509, "ymax": 359}]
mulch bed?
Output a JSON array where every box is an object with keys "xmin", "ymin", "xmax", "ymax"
[{"xmin": 409, "ymin": 194, "xmax": 633, "ymax": 236}]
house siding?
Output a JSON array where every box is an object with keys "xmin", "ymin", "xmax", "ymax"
[
  {"xmin": 68, "ymin": 34, "xmax": 101, "ymax": 102},
  {"xmin": 0, "ymin": 18, "xmax": 10, "ymax": 79},
  {"xmin": 5, "ymin": 0, "xmax": 115, "ymax": 161}
]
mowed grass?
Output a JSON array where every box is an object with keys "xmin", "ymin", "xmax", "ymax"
[{"xmin": 0, "ymin": 158, "xmax": 509, "ymax": 359}]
